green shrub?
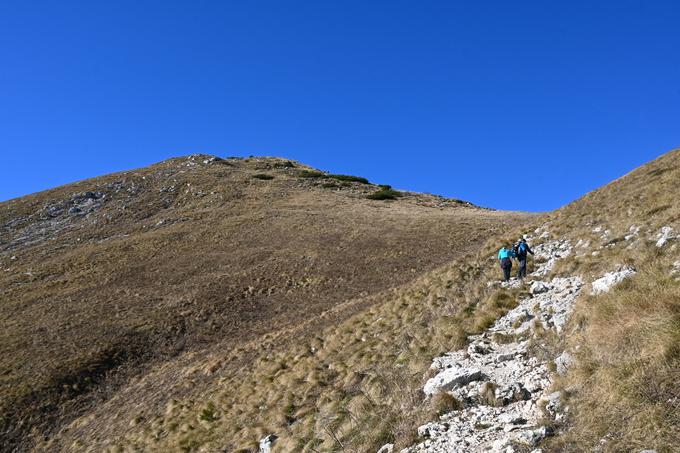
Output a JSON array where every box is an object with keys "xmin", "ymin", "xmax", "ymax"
[
  {"xmin": 328, "ymin": 174, "xmax": 370, "ymax": 184},
  {"xmin": 367, "ymin": 189, "xmax": 402, "ymax": 200},
  {"xmin": 199, "ymin": 402, "xmax": 218, "ymax": 422},
  {"xmin": 379, "ymin": 184, "xmax": 392, "ymax": 190},
  {"xmin": 252, "ymin": 174, "xmax": 274, "ymax": 180},
  {"xmin": 321, "ymin": 183, "xmax": 339, "ymax": 189}
]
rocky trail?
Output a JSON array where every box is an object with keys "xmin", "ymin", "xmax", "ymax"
[
  {"xmin": 258, "ymin": 224, "xmax": 673, "ymax": 453},
  {"xmin": 400, "ymin": 235, "xmax": 579, "ymax": 453},
  {"xmin": 390, "ymin": 225, "xmax": 677, "ymax": 453},
  {"xmin": 374, "ymin": 231, "xmax": 620, "ymax": 453}
]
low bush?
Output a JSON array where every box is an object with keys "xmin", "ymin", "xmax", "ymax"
[
  {"xmin": 252, "ymin": 174, "xmax": 274, "ymax": 180},
  {"xmin": 367, "ymin": 189, "xmax": 402, "ymax": 200},
  {"xmin": 328, "ymin": 174, "xmax": 370, "ymax": 184}
]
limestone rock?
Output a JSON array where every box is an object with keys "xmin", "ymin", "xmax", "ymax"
[
  {"xmin": 530, "ymin": 281, "xmax": 550, "ymax": 295},
  {"xmin": 655, "ymin": 226, "xmax": 676, "ymax": 247},
  {"xmin": 259, "ymin": 434, "xmax": 277, "ymax": 453},
  {"xmin": 424, "ymin": 367, "xmax": 484, "ymax": 396},
  {"xmin": 377, "ymin": 443, "xmax": 394, "ymax": 453},
  {"xmin": 555, "ymin": 351, "xmax": 572, "ymax": 376},
  {"xmin": 591, "ymin": 267, "xmax": 636, "ymax": 295},
  {"xmin": 514, "ymin": 426, "xmax": 550, "ymax": 446}
]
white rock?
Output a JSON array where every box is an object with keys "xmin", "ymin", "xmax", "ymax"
[
  {"xmin": 424, "ymin": 367, "xmax": 484, "ymax": 396},
  {"xmin": 625, "ymin": 225, "xmax": 640, "ymax": 241},
  {"xmin": 514, "ymin": 426, "xmax": 550, "ymax": 446},
  {"xmin": 377, "ymin": 443, "xmax": 394, "ymax": 453},
  {"xmin": 530, "ymin": 281, "xmax": 550, "ymax": 295},
  {"xmin": 591, "ymin": 267, "xmax": 636, "ymax": 295},
  {"xmin": 539, "ymin": 391, "xmax": 562, "ymax": 418},
  {"xmin": 259, "ymin": 434, "xmax": 277, "ymax": 453},
  {"xmin": 555, "ymin": 351, "xmax": 572, "ymax": 376},
  {"xmin": 656, "ymin": 226, "xmax": 676, "ymax": 247}
]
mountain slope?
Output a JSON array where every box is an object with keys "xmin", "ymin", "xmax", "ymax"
[
  {"xmin": 404, "ymin": 148, "xmax": 680, "ymax": 452},
  {"xmin": 50, "ymin": 148, "xmax": 676, "ymax": 453},
  {"xmin": 0, "ymin": 155, "xmax": 528, "ymax": 452},
  {"xmin": 4, "ymin": 150, "xmax": 677, "ymax": 452}
]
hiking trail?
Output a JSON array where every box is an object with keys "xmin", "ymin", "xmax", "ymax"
[{"xmin": 379, "ymin": 229, "xmax": 623, "ymax": 453}]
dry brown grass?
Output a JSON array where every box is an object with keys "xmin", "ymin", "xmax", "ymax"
[
  {"xmin": 545, "ymin": 253, "xmax": 680, "ymax": 452},
  {"xmin": 0, "ymin": 155, "xmax": 529, "ymax": 451},
  {"xmin": 27, "ymin": 231, "xmax": 531, "ymax": 452},
  {"xmin": 538, "ymin": 149, "xmax": 680, "ymax": 451},
  {"xmin": 4, "ymin": 148, "xmax": 679, "ymax": 452}
]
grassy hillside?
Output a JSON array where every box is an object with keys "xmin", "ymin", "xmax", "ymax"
[
  {"xmin": 0, "ymin": 155, "xmax": 528, "ymax": 452},
  {"xmin": 3, "ymin": 149, "xmax": 678, "ymax": 452},
  {"xmin": 539, "ymin": 149, "xmax": 680, "ymax": 451}
]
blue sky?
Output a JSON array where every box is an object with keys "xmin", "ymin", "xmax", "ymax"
[{"xmin": 1, "ymin": 1, "xmax": 678, "ymax": 211}]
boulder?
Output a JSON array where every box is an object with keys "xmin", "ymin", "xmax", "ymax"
[
  {"xmin": 514, "ymin": 426, "xmax": 550, "ymax": 446},
  {"xmin": 259, "ymin": 434, "xmax": 277, "ymax": 453},
  {"xmin": 530, "ymin": 281, "xmax": 550, "ymax": 295},
  {"xmin": 424, "ymin": 367, "xmax": 484, "ymax": 396},
  {"xmin": 591, "ymin": 267, "xmax": 636, "ymax": 295},
  {"xmin": 655, "ymin": 226, "xmax": 675, "ymax": 247},
  {"xmin": 377, "ymin": 443, "xmax": 394, "ymax": 453}
]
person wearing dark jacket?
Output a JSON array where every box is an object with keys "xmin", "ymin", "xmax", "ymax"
[
  {"xmin": 497, "ymin": 245, "xmax": 516, "ymax": 282},
  {"xmin": 515, "ymin": 238, "xmax": 534, "ymax": 279}
]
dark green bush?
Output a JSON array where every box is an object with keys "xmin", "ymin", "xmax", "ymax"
[
  {"xmin": 328, "ymin": 174, "xmax": 369, "ymax": 184},
  {"xmin": 252, "ymin": 174, "xmax": 274, "ymax": 180},
  {"xmin": 367, "ymin": 189, "xmax": 402, "ymax": 200}
]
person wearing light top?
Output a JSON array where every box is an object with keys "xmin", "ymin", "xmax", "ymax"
[{"xmin": 497, "ymin": 244, "xmax": 516, "ymax": 282}]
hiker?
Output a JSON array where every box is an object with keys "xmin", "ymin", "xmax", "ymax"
[
  {"xmin": 514, "ymin": 237, "xmax": 534, "ymax": 279},
  {"xmin": 497, "ymin": 244, "xmax": 515, "ymax": 282}
]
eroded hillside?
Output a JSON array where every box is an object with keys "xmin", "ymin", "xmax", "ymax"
[{"xmin": 0, "ymin": 155, "xmax": 528, "ymax": 452}]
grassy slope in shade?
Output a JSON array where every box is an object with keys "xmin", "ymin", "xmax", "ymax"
[{"xmin": 0, "ymin": 155, "xmax": 527, "ymax": 452}]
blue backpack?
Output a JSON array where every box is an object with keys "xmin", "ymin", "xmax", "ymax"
[{"xmin": 517, "ymin": 242, "xmax": 528, "ymax": 256}]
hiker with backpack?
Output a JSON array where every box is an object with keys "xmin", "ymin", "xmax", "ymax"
[
  {"xmin": 497, "ymin": 244, "xmax": 516, "ymax": 282},
  {"xmin": 514, "ymin": 238, "xmax": 534, "ymax": 279}
]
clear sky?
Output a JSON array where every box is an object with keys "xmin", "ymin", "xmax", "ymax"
[{"xmin": 1, "ymin": 1, "xmax": 678, "ymax": 211}]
